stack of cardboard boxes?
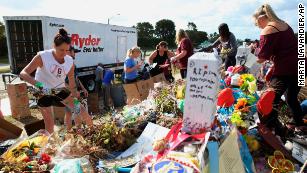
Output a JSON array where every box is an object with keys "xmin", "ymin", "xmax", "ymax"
[
  {"xmin": 123, "ymin": 73, "xmax": 167, "ymax": 105},
  {"xmin": 7, "ymin": 82, "xmax": 31, "ymax": 119}
]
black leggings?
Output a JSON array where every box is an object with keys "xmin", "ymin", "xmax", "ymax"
[
  {"xmin": 261, "ymin": 76, "xmax": 303, "ymax": 127},
  {"xmin": 224, "ymin": 56, "xmax": 236, "ymax": 70}
]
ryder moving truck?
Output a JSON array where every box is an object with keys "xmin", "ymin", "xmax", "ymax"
[{"xmin": 3, "ymin": 16, "xmax": 137, "ymax": 91}]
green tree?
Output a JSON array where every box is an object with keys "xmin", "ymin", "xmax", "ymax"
[
  {"xmin": 186, "ymin": 22, "xmax": 208, "ymax": 48},
  {"xmin": 155, "ymin": 19, "xmax": 176, "ymax": 47},
  {"xmin": 208, "ymin": 32, "xmax": 219, "ymax": 43},
  {"xmin": 135, "ymin": 22, "xmax": 155, "ymax": 49},
  {"xmin": 0, "ymin": 21, "xmax": 8, "ymax": 57},
  {"xmin": 187, "ymin": 22, "xmax": 197, "ymax": 31}
]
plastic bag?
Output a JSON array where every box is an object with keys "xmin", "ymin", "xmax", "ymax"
[{"xmin": 53, "ymin": 156, "xmax": 94, "ymax": 173}]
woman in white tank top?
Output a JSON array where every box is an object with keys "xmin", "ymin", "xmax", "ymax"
[{"xmin": 20, "ymin": 28, "xmax": 93, "ymax": 133}]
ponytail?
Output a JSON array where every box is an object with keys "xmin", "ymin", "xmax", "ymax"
[
  {"xmin": 126, "ymin": 48, "xmax": 133, "ymax": 57},
  {"xmin": 253, "ymin": 4, "xmax": 283, "ymax": 23},
  {"xmin": 127, "ymin": 46, "xmax": 141, "ymax": 57},
  {"xmin": 263, "ymin": 4, "xmax": 283, "ymax": 22}
]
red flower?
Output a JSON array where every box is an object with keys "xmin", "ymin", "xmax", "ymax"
[
  {"xmin": 40, "ymin": 153, "xmax": 51, "ymax": 163},
  {"xmin": 23, "ymin": 156, "xmax": 31, "ymax": 162}
]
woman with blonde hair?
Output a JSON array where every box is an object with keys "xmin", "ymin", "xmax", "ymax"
[
  {"xmin": 170, "ymin": 29, "xmax": 193, "ymax": 79},
  {"xmin": 254, "ymin": 4, "xmax": 304, "ymax": 134},
  {"xmin": 124, "ymin": 46, "xmax": 142, "ymax": 83}
]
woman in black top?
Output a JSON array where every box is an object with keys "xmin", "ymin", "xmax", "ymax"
[{"xmin": 148, "ymin": 41, "xmax": 175, "ymax": 82}]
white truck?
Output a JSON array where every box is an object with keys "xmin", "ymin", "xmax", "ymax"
[{"xmin": 3, "ymin": 16, "xmax": 137, "ymax": 91}]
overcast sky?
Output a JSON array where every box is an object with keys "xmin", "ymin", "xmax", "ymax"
[{"xmin": 0, "ymin": 0, "xmax": 304, "ymax": 40}]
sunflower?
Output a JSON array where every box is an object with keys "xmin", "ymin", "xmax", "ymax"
[{"xmin": 234, "ymin": 98, "xmax": 249, "ymax": 113}]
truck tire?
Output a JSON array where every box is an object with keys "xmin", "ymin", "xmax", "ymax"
[
  {"xmin": 79, "ymin": 75, "xmax": 96, "ymax": 92},
  {"xmin": 86, "ymin": 79, "xmax": 96, "ymax": 92}
]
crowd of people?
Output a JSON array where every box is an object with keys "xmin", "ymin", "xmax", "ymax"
[
  {"xmin": 123, "ymin": 29, "xmax": 194, "ymax": 83},
  {"xmin": 18, "ymin": 3, "xmax": 305, "ymax": 139}
]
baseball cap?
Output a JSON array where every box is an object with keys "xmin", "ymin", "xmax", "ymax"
[{"xmin": 69, "ymin": 46, "xmax": 81, "ymax": 53}]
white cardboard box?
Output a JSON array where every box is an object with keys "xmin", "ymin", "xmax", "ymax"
[{"xmin": 183, "ymin": 52, "xmax": 221, "ymax": 133}]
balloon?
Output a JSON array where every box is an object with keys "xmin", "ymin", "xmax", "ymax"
[
  {"xmin": 257, "ymin": 89, "xmax": 275, "ymax": 116},
  {"xmin": 217, "ymin": 88, "xmax": 235, "ymax": 107}
]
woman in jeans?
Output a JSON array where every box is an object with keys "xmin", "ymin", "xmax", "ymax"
[
  {"xmin": 170, "ymin": 29, "xmax": 194, "ymax": 79},
  {"xmin": 124, "ymin": 46, "xmax": 142, "ymax": 83},
  {"xmin": 254, "ymin": 4, "xmax": 304, "ymax": 133}
]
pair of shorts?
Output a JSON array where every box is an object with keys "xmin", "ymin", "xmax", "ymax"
[{"xmin": 37, "ymin": 89, "xmax": 71, "ymax": 107}]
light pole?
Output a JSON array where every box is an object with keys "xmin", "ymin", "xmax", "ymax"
[{"xmin": 108, "ymin": 13, "xmax": 120, "ymax": 25}]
